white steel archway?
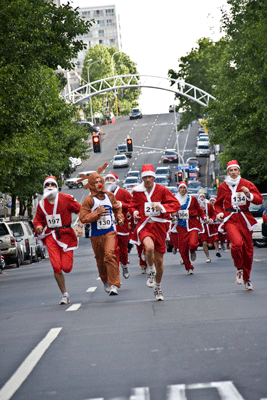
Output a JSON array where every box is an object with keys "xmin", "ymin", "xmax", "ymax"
[{"xmin": 63, "ymin": 74, "xmax": 215, "ymax": 107}]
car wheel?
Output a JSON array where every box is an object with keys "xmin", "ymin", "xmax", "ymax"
[
  {"xmin": 254, "ymin": 239, "xmax": 267, "ymax": 248},
  {"xmin": 77, "ymin": 182, "xmax": 83, "ymax": 189},
  {"xmin": 14, "ymin": 254, "xmax": 21, "ymax": 268}
]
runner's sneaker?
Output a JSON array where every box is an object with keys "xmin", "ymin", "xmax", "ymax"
[
  {"xmin": 235, "ymin": 269, "xmax": 244, "ymax": 284},
  {"xmin": 104, "ymin": 282, "xmax": 110, "ymax": 293},
  {"xmin": 122, "ymin": 266, "xmax": 130, "ymax": 279},
  {"xmin": 206, "ymin": 257, "xmax": 211, "ymax": 263},
  {"xmin": 216, "ymin": 252, "xmax": 221, "ymax": 258},
  {"xmin": 190, "ymin": 251, "xmax": 196, "ymax": 261},
  {"xmin": 244, "ymin": 280, "xmax": 253, "ymax": 291},
  {"xmin": 59, "ymin": 294, "xmax": 70, "ymax": 305},
  {"xmin": 180, "ymin": 258, "xmax": 184, "ymax": 265},
  {"xmin": 187, "ymin": 269, "xmax": 194, "ymax": 275},
  {"xmin": 154, "ymin": 286, "xmax": 164, "ymax": 301},
  {"xmin": 172, "ymin": 248, "xmax": 177, "ymax": 255},
  {"xmin": 109, "ymin": 285, "xmax": 118, "ymax": 295},
  {"xmin": 141, "ymin": 266, "xmax": 147, "ymax": 274},
  {"xmin": 146, "ymin": 271, "xmax": 156, "ymax": 288}
]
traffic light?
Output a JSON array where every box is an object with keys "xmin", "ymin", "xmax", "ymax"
[
  {"xmin": 177, "ymin": 171, "xmax": 183, "ymax": 182},
  {"xmin": 126, "ymin": 138, "xmax": 133, "ymax": 152},
  {"xmin": 92, "ymin": 135, "xmax": 101, "ymax": 153}
]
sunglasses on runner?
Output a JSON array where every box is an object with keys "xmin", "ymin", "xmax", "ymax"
[{"xmin": 45, "ymin": 182, "xmax": 57, "ymax": 188}]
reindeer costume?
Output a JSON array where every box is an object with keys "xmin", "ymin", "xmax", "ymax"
[{"xmin": 78, "ymin": 163, "xmax": 124, "ymax": 295}]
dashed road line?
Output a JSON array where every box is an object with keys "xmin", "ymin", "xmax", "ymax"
[
  {"xmin": 86, "ymin": 287, "xmax": 97, "ymax": 293},
  {"xmin": 66, "ymin": 303, "xmax": 81, "ymax": 311}
]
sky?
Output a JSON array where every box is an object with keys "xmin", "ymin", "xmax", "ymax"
[{"xmin": 66, "ymin": 0, "xmax": 229, "ymax": 114}]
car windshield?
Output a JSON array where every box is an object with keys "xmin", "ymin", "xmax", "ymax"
[
  {"xmin": 165, "ymin": 151, "xmax": 176, "ymax": 156},
  {"xmin": 198, "ymin": 145, "xmax": 209, "ymax": 149},
  {"xmin": 188, "ymin": 182, "xmax": 201, "ymax": 188},
  {"xmin": 0, "ymin": 223, "xmax": 9, "ymax": 236},
  {"xmin": 128, "ymin": 172, "xmax": 139, "ymax": 177},
  {"xmin": 115, "ymin": 156, "xmax": 126, "ymax": 160},
  {"xmin": 131, "ymin": 109, "xmax": 139, "ymax": 113},
  {"xmin": 125, "ymin": 178, "xmax": 138, "ymax": 184},
  {"xmin": 155, "ymin": 177, "xmax": 168, "ymax": 183},
  {"xmin": 156, "ymin": 169, "xmax": 169, "ymax": 174},
  {"xmin": 118, "ymin": 145, "xmax": 127, "ymax": 151},
  {"xmin": 8, "ymin": 223, "xmax": 24, "ymax": 236}
]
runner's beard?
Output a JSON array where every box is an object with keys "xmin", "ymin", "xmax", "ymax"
[
  {"xmin": 177, "ymin": 193, "xmax": 188, "ymax": 206},
  {"xmin": 43, "ymin": 187, "xmax": 58, "ymax": 199},
  {"xmin": 198, "ymin": 199, "xmax": 206, "ymax": 209},
  {"xmin": 105, "ymin": 182, "xmax": 116, "ymax": 192}
]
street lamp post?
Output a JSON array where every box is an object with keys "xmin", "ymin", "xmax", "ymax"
[
  {"xmin": 111, "ymin": 51, "xmax": 120, "ymax": 116},
  {"xmin": 87, "ymin": 59, "xmax": 103, "ymax": 122}
]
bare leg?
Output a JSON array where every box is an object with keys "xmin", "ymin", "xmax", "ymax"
[
  {"xmin": 54, "ymin": 272, "xmax": 66, "ymax": 294},
  {"xmin": 202, "ymin": 241, "xmax": 210, "ymax": 258},
  {"xmin": 143, "ymin": 236, "xmax": 155, "ymax": 269},
  {"xmin": 154, "ymin": 251, "xmax": 164, "ymax": 284}
]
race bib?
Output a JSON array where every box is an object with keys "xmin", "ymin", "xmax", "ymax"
[
  {"xmin": 231, "ymin": 192, "xmax": 247, "ymax": 207},
  {"xmin": 178, "ymin": 210, "xmax": 189, "ymax": 220},
  {"xmin": 46, "ymin": 214, "xmax": 62, "ymax": 229},
  {"xmin": 144, "ymin": 202, "xmax": 161, "ymax": 217},
  {"xmin": 97, "ymin": 215, "xmax": 112, "ymax": 230}
]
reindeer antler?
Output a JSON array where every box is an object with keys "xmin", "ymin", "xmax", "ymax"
[
  {"xmin": 97, "ymin": 162, "xmax": 108, "ymax": 175},
  {"xmin": 77, "ymin": 175, "xmax": 88, "ymax": 183}
]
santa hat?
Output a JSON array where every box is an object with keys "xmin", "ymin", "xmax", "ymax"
[
  {"xmin": 198, "ymin": 192, "xmax": 206, "ymax": 200},
  {"xmin": 178, "ymin": 181, "xmax": 187, "ymax": 189},
  {"xmin": 105, "ymin": 172, "xmax": 119, "ymax": 183},
  {"xmin": 209, "ymin": 196, "xmax": 216, "ymax": 201},
  {"xmin": 141, "ymin": 164, "xmax": 155, "ymax": 178},
  {"xmin": 43, "ymin": 176, "xmax": 58, "ymax": 188},
  {"xmin": 227, "ymin": 160, "xmax": 240, "ymax": 170}
]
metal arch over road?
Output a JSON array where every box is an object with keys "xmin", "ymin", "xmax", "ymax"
[{"xmin": 63, "ymin": 74, "xmax": 215, "ymax": 107}]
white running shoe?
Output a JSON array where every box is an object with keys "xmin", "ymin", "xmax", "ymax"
[
  {"xmin": 244, "ymin": 280, "xmax": 253, "ymax": 291},
  {"xmin": 190, "ymin": 251, "xmax": 196, "ymax": 261},
  {"xmin": 180, "ymin": 258, "xmax": 184, "ymax": 265},
  {"xmin": 235, "ymin": 269, "xmax": 244, "ymax": 284},
  {"xmin": 59, "ymin": 294, "xmax": 70, "ymax": 305},
  {"xmin": 109, "ymin": 285, "xmax": 118, "ymax": 295},
  {"xmin": 146, "ymin": 271, "xmax": 156, "ymax": 288},
  {"xmin": 141, "ymin": 253, "xmax": 146, "ymax": 261},
  {"xmin": 206, "ymin": 257, "xmax": 211, "ymax": 263},
  {"xmin": 141, "ymin": 266, "xmax": 147, "ymax": 274},
  {"xmin": 187, "ymin": 269, "xmax": 194, "ymax": 275},
  {"xmin": 122, "ymin": 266, "xmax": 130, "ymax": 279},
  {"xmin": 104, "ymin": 282, "xmax": 110, "ymax": 293},
  {"xmin": 154, "ymin": 286, "xmax": 164, "ymax": 301}
]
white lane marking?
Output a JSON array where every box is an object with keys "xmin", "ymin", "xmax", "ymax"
[
  {"xmin": 0, "ymin": 327, "xmax": 62, "ymax": 400},
  {"xmin": 96, "ymin": 277, "xmax": 101, "ymax": 280},
  {"xmin": 86, "ymin": 287, "xmax": 97, "ymax": 293},
  {"xmin": 66, "ymin": 303, "xmax": 81, "ymax": 311},
  {"xmin": 166, "ymin": 381, "xmax": 245, "ymax": 400},
  {"xmin": 130, "ymin": 387, "xmax": 150, "ymax": 400}
]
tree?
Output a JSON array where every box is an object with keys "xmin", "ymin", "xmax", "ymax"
[
  {"xmin": 207, "ymin": 0, "xmax": 267, "ymax": 187},
  {"xmin": 81, "ymin": 45, "xmax": 141, "ymax": 119}
]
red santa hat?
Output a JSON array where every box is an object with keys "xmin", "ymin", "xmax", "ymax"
[
  {"xmin": 105, "ymin": 172, "xmax": 119, "ymax": 183},
  {"xmin": 209, "ymin": 196, "xmax": 216, "ymax": 202},
  {"xmin": 227, "ymin": 160, "xmax": 240, "ymax": 170},
  {"xmin": 198, "ymin": 192, "xmax": 206, "ymax": 200},
  {"xmin": 43, "ymin": 176, "xmax": 58, "ymax": 188},
  {"xmin": 178, "ymin": 181, "xmax": 187, "ymax": 189},
  {"xmin": 141, "ymin": 164, "xmax": 155, "ymax": 178}
]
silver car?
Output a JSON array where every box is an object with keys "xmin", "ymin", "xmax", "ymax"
[
  {"xmin": 154, "ymin": 175, "xmax": 169, "ymax": 187},
  {"xmin": 113, "ymin": 155, "xmax": 129, "ymax": 169},
  {"xmin": 123, "ymin": 177, "xmax": 140, "ymax": 192}
]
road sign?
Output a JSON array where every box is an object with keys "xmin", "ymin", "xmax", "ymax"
[{"xmin": 177, "ymin": 164, "xmax": 189, "ymax": 170}]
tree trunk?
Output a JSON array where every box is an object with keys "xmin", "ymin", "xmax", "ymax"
[
  {"xmin": 11, "ymin": 194, "xmax": 16, "ymax": 216},
  {"xmin": 27, "ymin": 198, "xmax": 33, "ymax": 219}
]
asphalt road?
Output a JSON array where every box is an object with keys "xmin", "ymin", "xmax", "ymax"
[{"xmin": 1, "ymin": 114, "xmax": 267, "ymax": 400}]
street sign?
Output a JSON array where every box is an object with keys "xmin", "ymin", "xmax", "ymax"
[{"xmin": 177, "ymin": 164, "xmax": 189, "ymax": 170}]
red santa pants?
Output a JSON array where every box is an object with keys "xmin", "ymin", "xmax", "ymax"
[
  {"xmin": 139, "ymin": 223, "xmax": 166, "ymax": 253},
  {"xmin": 115, "ymin": 234, "xmax": 129, "ymax": 266},
  {"xmin": 45, "ymin": 234, "xmax": 73, "ymax": 274},
  {"xmin": 176, "ymin": 226, "xmax": 199, "ymax": 271},
  {"xmin": 224, "ymin": 217, "xmax": 253, "ymax": 281}
]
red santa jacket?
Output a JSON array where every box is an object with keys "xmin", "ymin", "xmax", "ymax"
[
  {"xmin": 129, "ymin": 182, "xmax": 180, "ymax": 244},
  {"xmin": 113, "ymin": 186, "xmax": 132, "ymax": 235},
  {"xmin": 33, "ymin": 193, "xmax": 81, "ymax": 251},
  {"xmin": 170, "ymin": 195, "xmax": 206, "ymax": 233},
  {"xmin": 202, "ymin": 202, "xmax": 218, "ymax": 237},
  {"xmin": 214, "ymin": 177, "xmax": 263, "ymax": 232}
]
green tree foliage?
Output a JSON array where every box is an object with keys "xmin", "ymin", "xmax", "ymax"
[
  {"xmin": 207, "ymin": 0, "xmax": 267, "ymax": 186},
  {"xmin": 168, "ymin": 37, "xmax": 227, "ymax": 130},
  {"xmin": 81, "ymin": 45, "xmax": 141, "ymax": 118}
]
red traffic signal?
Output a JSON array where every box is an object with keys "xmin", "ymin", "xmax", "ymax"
[
  {"xmin": 177, "ymin": 172, "xmax": 183, "ymax": 182},
  {"xmin": 126, "ymin": 138, "xmax": 133, "ymax": 152},
  {"xmin": 92, "ymin": 135, "xmax": 101, "ymax": 153}
]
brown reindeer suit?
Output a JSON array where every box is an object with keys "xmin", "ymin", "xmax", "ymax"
[{"xmin": 79, "ymin": 163, "xmax": 124, "ymax": 289}]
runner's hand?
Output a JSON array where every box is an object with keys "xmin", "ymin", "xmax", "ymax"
[{"xmin": 36, "ymin": 225, "xmax": 43, "ymax": 234}]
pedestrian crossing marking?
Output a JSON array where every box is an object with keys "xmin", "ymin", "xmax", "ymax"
[
  {"xmin": 86, "ymin": 287, "xmax": 97, "ymax": 292},
  {"xmin": 66, "ymin": 303, "xmax": 81, "ymax": 311}
]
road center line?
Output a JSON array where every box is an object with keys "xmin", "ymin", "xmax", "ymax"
[
  {"xmin": 86, "ymin": 287, "xmax": 97, "ymax": 293},
  {"xmin": 0, "ymin": 327, "xmax": 62, "ymax": 400},
  {"xmin": 66, "ymin": 303, "xmax": 81, "ymax": 311}
]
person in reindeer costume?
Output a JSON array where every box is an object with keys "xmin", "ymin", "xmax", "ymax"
[
  {"xmin": 129, "ymin": 164, "xmax": 180, "ymax": 301},
  {"xmin": 215, "ymin": 160, "xmax": 263, "ymax": 290},
  {"xmin": 34, "ymin": 176, "xmax": 82, "ymax": 305},
  {"xmin": 104, "ymin": 172, "xmax": 132, "ymax": 279},
  {"xmin": 78, "ymin": 163, "xmax": 124, "ymax": 296}
]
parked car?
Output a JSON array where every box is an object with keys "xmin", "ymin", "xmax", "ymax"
[
  {"xmin": 262, "ymin": 208, "xmax": 267, "ymax": 238},
  {"xmin": 187, "ymin": 180, "xmax": 202, "ymax": 193},
  {"xmin": 188, "ymin": 170, "xmax": 200, "ymax": 181},
  {"xmin": 129, "ymin": 108, "xmax": 142, "ymax": 120},
  {"xmin": 250, "ymin": 193, "xmax": 267, "ymax": 247},
  {"xmin": 186, "ymin": 157, "xmax": 201, "ymax": 175},
  {"xmin": 0, "ymin": 250, "xmax": 5, "ymax": 271},
  {"xmin": 116, "ymin": 143, "xmax": 132, "ymax": 158},
  {"xmin": 0, "ymin": 221, "xmax": 23, "ymax": 267},
  {"xmin": 122, "ymin": 177, "xmax": 140, "ymax": 192},
  {"xmin": 7, "ymin": 220, "xmax": 39, "ymax": 262},
  {"xmin": 75, "ymin": 121, "xmax": 103, "ymax": 135},
  {"xmin": 197, "ymin": 135, "xmax": 210, "ymax": 145},
  {"xmin": 154, "ymin": 175, "xmax": 169, "ymax": 187},
  {"xmin": 169, "ymin": 105, "xmax": 174, "ymax": 113},
  {"xmin": 65, "ymin": 170, "xmax": 95, "ymax": 189},
  {"xmin": 155, "ymin": 166, "xmax": 172, "ymax": 183},
  {"xmin": 163, "ymin": 149, "xmax": 178, "ymax": 163},
  {"xmin": 113, "ymin": 155, "xmax": 129, "ymax": 169},
  {"xmin": 168, "ymin": 186, "xmax": 179, "ymax": 195},
  {"xmin": 126, "ymin": 170, "xmax": 141, "ymax": 181},
  {"xmin": 196, "ymin": 142, "xmax": 211, "ymax": 157}
]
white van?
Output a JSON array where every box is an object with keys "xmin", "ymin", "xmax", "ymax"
[{"xmin": 196, "ymin": 141, "xmax": 211, "ymax": 157}]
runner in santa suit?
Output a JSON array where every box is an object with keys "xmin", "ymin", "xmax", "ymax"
[
  {"xmin": 197, "ymin": 193, "xmax": 221, "ymax": 263},
  {"xmin": 209, "ymin": 196, "xmax": 230, "ymax": 251},
  {"xmin": 78, "ymin": 164, "xmax": 124, "ymax": 296},
  {"xmin": 170, "ymin": 182, "xmax": 208, "ymax": 274},
  {"xmin": 129, "ymin": 164, "xmax": 180, "ymax": 301},
  {"xmin": 104, "ymin": 172, "xmax": 132, "ymax": 279},
  {"xmin": 34, "ymin": 176, "xmax": 82, "ymax": 305},
  {"xmin": 215, "ymin": 160, "xmax": 263, "ymax": 290}
]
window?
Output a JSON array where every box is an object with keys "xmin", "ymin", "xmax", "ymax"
[
  {"xmin": 106, "ymin": 9, "xmax": 114, "ymax": 16},
  {"xmin": 109, "ymin": 39, "xmax": 115, "ymax": 45},
  {"xmin": 94, "ymin": 10, "xmax": 103, "ymax": 17},
  {"xmin": 106, "ymin": 19, "xmax": 114, "ymax": 26},
  {"xmin": 98, "ymin": 30, "xmax": 104, "ymax": 37},
  {"xmin": 0, "ymin": 223, "xmax": 9, "ymax": 236},
  {"xmin": 97, "ymin": 19, "xmax": 105, "ymax": 27},
  {"xmin": 99, "ymin": 40, "xmax": 103, "ymax": 44}
]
